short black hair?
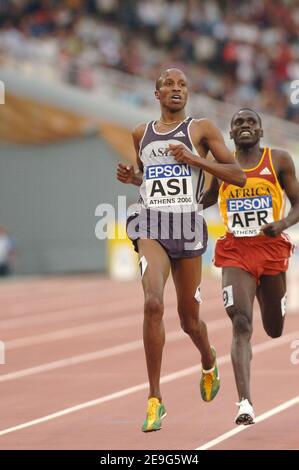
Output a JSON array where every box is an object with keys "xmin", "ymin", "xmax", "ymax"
[
  {"xmin": 155, "ymin": 68, "xmax": 187, "ymax": 90},
  {"xmin": 231, "ymin": 108, "xmax": 262, "ymax": 128}
]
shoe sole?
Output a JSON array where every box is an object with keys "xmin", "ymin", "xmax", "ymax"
[
  {"xmin": 142, "ymin": 412, "xmax": 167, "ymax": 433},
  {"xmin": 235, "ymin": 413, "xmax": 255, "ymax": 425}
]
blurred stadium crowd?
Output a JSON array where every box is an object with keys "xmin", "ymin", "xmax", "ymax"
[{"xmin": 1, "ymin": 0, "xmax": 299, "ymax": 122}]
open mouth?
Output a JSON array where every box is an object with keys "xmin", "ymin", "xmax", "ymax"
[
  {"xmin": 171, "ymin": 95, "xmax": 182, "ymax": 103},
  {"xmin": 239, "ymin": 130, "xmax": 252, "ymax": 137}
]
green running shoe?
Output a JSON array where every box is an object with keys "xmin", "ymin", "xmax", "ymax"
[
  {"xmin": 200, "ymin": 346, "xmax": 220, "ymax": 402},
  {"xmin": 141, "ymin": 397, "xmax": 167, "ymax": 432}
]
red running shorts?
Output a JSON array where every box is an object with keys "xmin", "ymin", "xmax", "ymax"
[{"xmin": 214, "ymin": 232, "xmax": 295, "ymax": 283}]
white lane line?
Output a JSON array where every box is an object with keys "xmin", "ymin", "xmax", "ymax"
[
  {"xmin": 0, "ymin": 285, "xmax": 221, "ymax": 329},
  {"xmin": 0, "ymin": 277, "xmax": 119, "ymax": 299},
  {"xmin": 1, "ymin": 296, "xmax": 220, "ymax": 343},
  {"xmin": 0, "ymin": 297, "xmax": 144, "ymax": 330},
  {"xmin": 0, "ymin": 285, "xmax": 123, "ymax": 311},
  {"xmin": 196, "ymin": 395, "xmax": 299, "ymax": 450},
  {"xmin": 0, "ymin": 330, "xmax": 298, "ymax": 437},
  {"xmin": 5, "ymin": 314, "xmax": 143, "ymax": 350},
  {"xmin": 0, "ymin": 318, "xmax": 229, "ymax": 382},
  {"xmin": 0, "ymin": 289, "xmax": 182, "ymax": 330},
  {"xmin": 0, "ymin": 284, "xmax": 127, "ymax": 309}
]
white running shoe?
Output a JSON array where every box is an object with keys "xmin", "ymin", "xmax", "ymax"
[{"xmin": 235, "ymin": 398, "xmax": 255, "ymax": 425}]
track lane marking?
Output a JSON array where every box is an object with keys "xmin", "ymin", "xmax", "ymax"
[
  {"xmin": 3, "ymin": 299, "xmax": 223, "ymax": 347},
  {"xmin": 0, "ymin": 330, "xmax": 298, "ymax": 437},
  {"xmin": 0, "ymin": 318, "xmax": 229, "ymax": 382},
  {"xmin": 196, "ymin": 395, "xmax": 299, "ymax": 450}
]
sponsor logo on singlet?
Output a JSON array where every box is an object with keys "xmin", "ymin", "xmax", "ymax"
[
  {"xmin": 145, "ymin": 163, "xmax": 194, "ymax": 207},
  {"xmin": 173, "ymin": 131, "xmax": 186, "ymax": 137},
  {"xmin": 259, "ymin": 166, "xmax": 272, "ymax": 175},
  {"xmin": 227, "ymin": 194, "xmax": 274, "ymax": 236}
]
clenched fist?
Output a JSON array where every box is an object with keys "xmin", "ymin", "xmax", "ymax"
[
  {"xmin": 117, "ymin": 163, "xmax": 135, "ymax": 184},
  {"xmin": 168, "ymin": 144, "xmax": 197, "ymax": 166},
  {"xmin": 260, "ymin": 220, "xmax": 288, "ymax": 237}
]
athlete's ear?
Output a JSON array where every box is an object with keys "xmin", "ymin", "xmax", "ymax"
[
  {"xmin": 260, "ymin": 129, "xmax": 264, "ymax": 138},
  {"xmin": 229, "ymin": 130, "xmax": 233, "ymax": 139},
  {"xmin": 155, "ymin": 90, "xmax": 160, "ymax": 101}
]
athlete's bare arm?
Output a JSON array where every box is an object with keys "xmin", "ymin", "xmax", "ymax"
[
  {"xmin": 261, "ymin": 150, "xmax": 299, "ymax": 237},
  {"xmin": 169, "ymin": 119, "xmax": 246, "ymax": 187},
  {"xmin": 202, "ymin": 176, "xmax": 220, "ymax": 210},
  {"xmin": 116, "ymin": 123, "xmax": 145, "ymax": 187}
]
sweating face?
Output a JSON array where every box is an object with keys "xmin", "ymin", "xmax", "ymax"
[
  {"xmin": 155, "ymin": 69, "xmax": 188, "ymax": 112},
  {"xmin": 230, "ymin": 109, "xmax": 263, "ymax": 147}
]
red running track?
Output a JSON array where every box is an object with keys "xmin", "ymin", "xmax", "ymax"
[{"xmin": 0, "ymin": 274, "xmax": 298, "ymax": 450}]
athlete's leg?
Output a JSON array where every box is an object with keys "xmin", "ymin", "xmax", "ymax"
[
  {"xmin": 171, "ymin": 256, "xmax": 214, "ymax": 370},
  {"xmin": 222, "ymin": 267, "xmax": 256, "ymax": 403},
  {"xmin": 257, "ymin": 272, "xmax": 287, "ymax": 338},
  {"xmin": 137, "ymin": 239, "xmax": 170, "ymax": 401}
]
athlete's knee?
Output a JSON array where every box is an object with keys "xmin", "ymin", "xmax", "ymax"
[
  {"xmin": 144, "ymin": 294, "xmax": 164, "ymax": 319},
  {"xmin": 230, "ymin": 309, "xmax": 253, "ymax": 337},
  {"xmin": 180, "ymin": 317, "xmax": 198, "ymax": 336},
  {"xmin": 177, "ymin": 300, "xmax": 198, "ymax": 318},
  {"xmin": 179, "ymin": 312, "xmax": 204, "ymax": 337},
  {"xmin": 177, "ymin": 302, "xmax": 198, "ymax": 334}
]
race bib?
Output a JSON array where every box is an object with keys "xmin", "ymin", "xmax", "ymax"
[
  {"xmin": 145, "ymin": 163, "xmax": 194, "ymax": 207},
  {"xmin": 227, "ymin": 195, "xmax": 274, "ymax": 237}
]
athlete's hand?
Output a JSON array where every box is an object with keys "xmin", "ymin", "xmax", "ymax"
[
  {"xmin": 117, "ymin": 163, "xmax": 135, "ymax": 184},
  {"xmin": 260, "ymin": 220, "xmax": 287, "ymax": 237},
  {"xmin": 169, "ymin": 144, "xmax": 197, "ymax": 165}
]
